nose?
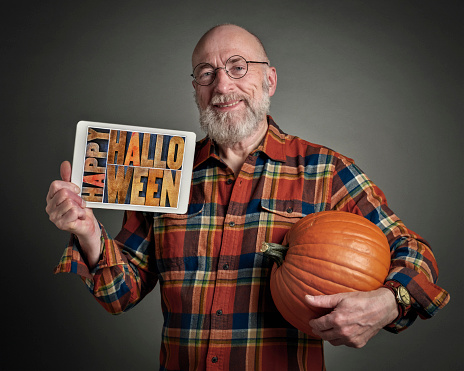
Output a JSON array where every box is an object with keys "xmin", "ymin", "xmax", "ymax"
[{"xmin": 213, "ymin": 68, "xmax": 235, "ymax": 94}]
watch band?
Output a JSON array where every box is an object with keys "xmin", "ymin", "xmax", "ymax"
[{"xmin": 383, "ymin": 280, "xmax": 412, "ymax": 321}]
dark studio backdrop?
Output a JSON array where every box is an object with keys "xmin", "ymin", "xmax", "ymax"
[{"xmin": 2, "ymin": 1, "xmax": 462, "ymax": 370}]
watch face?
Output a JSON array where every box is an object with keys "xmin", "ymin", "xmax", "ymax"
[{"xmin": 398, "ymin": 286, "xmax": 411, "ymax": 305}]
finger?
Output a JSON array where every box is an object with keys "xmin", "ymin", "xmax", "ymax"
[
  {"xmin": 313, "ymin": 328, "xmax": 338, "ymax": 342},
  {"xmin": 310, "ymin": 318, "xmax": 348, "ymax": 342},
  {"xmin": 328, "ymin": 338, "xmax": 346, "ymax": 347},
  {"xmin": 46, "ymin": 187, "xmax": 85, "ymax": 219},
  {"xmin": 50, "ymin": 194, "xmax": 83, "ymax": 219},
  {"xmin": 305, "ymin": 294, "xmax": 342, "ymax": 309},
  {"xmin": 329, "ymin": 335, "xmax": 365, "ymax": 348},
  {"xmin": 308, "ymin": 304, "xmax": 350, "ymax": 333},
  {"xmin": 50, "ymin": 198, "xmax": 87, "ymax": 231},
  {"xmin": 309, "ymin": 313, "xmax": 335, "ymax": 333},
  {"xmin": 60, "ymin": 160, "xmax": 72, "ymax": 182},
  {"xmin": 311, "ymin": 317, "xmax": 370, "ymax": 347},
  {"xmin": 46, "ymin": 180, "xmax": 80, "ymax": 203},
  {"xmin": 60, "ymin": 202, "xmax": 87, "ymax": 226},
  {"xmin": 54, "ymin": 188, "xmax": 85, "ymax": 209},
  {"xmin": 309, "ymin": 319, "xmax": 350, "ymax": 345}
]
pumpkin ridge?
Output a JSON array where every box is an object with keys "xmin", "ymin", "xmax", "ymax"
[
  {"xmin": 292, "ymin": 211, "xmax": 386, "ymax": 231},
  {"xmin": 288, "ymin": 241, "xmax": 390, "ymax": 270},
  {"xmin": 285, "ymin": 252, "xmax": 386, "ymax": 287},
  {"xmin": 288, "ymin": 246, "xmax": 389, "ymax": 273},
  {"xmin": 286, "ymin": 258, "xmax": 384, "ymax": 291},
  {"xmin": 309, "ymin": 217, "xmax": 386, "ymax": 239},
  {"xmin": 282, "ymin": 259, "xmax": 360, "ymax": 292},
  {"xmin": 290, "ymin": 225, "xmax": 386, "ymax": 242},
  {"xmin": 280, "ymin": 263, "xmax": 326, "ymax": 295},
  {"xmin": 273, "ymin": 268, "xmax": 314, "ymax": 331}
]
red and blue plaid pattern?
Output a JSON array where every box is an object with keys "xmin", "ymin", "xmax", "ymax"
[{"xmin": 55, "ymin": 117, "xmax": 449, "ymax": 370}]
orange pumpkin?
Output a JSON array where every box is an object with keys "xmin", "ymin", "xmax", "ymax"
[{"xmin": 261, "ymin": 210, "xmax": 390, "ymax": 338}]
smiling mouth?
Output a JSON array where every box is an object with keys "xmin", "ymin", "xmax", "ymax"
[{"xmin": 213, "ymin": 99, "xmax": 242, "ymax": 108}]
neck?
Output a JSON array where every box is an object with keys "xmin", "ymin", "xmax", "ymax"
[{"xmin": 216, "ymin": 119, "xmax": 268, "ymax": 177}]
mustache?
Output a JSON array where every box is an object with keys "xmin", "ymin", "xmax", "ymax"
[{"xmin": 210, "ymin": 93, "xmax": 249, "ymax": 105}]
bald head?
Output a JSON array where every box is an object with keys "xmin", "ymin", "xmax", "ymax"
[
  {"xmin": 192, "ymin": 24, "xmax": 269, "ymax": 67},
  {"xmin": 191, "ymin": 24, "xmax": 278, "ymax": 148}
]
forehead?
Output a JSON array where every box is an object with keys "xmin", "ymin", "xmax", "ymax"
[{"xmin": 192, "ymin": 26, "xmax": 264, "ymax": 66}]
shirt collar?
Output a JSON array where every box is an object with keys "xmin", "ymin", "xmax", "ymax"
[{"xmin": 193, "ymin": 115, "xmax": 287, "ymax": 170}]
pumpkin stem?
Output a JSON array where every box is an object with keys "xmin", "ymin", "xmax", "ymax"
[{"xmin": 261, "ymin": 242, "xmax": 289, "ymax": 267}]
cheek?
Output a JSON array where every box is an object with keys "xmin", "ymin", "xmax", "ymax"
[
  {"xmin": 243, "ymin": 85, "xmax": 263, "ymax": 104},
  {"xmin": 239, "ymin": 77, "xmax": 264, "ymax": 100},
  {"xmin": 195, "ymin": 90, "xmax": 210, "ymax": 109}
]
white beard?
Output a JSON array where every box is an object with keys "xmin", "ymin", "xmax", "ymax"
[{"xmin": 195, "ymin": 80, "xmax": 270, "ymax": 147}]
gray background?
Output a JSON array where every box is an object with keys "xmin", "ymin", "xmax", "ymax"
[{"xmin": 2, "ymin": 1, "xmax": 462, "ymax": 370}]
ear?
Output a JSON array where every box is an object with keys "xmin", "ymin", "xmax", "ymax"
[{"xmin": 266, "ymin": 66, "xmax": 277, "ymax": 97}]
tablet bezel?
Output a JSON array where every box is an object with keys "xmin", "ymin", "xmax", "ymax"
[{"xmin": 71, "ymin": 120, "xmax": 196, "ymax": 214}]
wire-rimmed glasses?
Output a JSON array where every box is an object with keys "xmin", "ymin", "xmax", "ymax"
[{"xmin": 191, "ymin": 55, "xmax": 269, "ymax": 86}]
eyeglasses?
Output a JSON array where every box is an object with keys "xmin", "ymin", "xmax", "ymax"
[{"xmin": 191, "ymin": 55, "xmax": 269, "ymax": 86}]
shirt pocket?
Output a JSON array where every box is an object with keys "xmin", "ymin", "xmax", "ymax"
[
  {"xmin": 152, "ymin": 204, "xmax": 208, "ymax": 318},
  {"xmin": 257, "ymin": 199, "xmax": 312, "ymax": 248},
  {"xmin": 260, "ymin": 199, "xmax": 308, "ymax": 219},
  {"xmin": 152, "ymin": 203, "xmax": 205, "ymax": 272}
]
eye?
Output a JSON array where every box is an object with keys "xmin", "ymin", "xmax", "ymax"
[
  {"xmin": 194, "ymin": 64, "xmax": 215, "ymax": 81},
  {"xmin": 200, "ymin": 71, "xmax": 213, "ymax": 78},
  {"xmin": 228, "ymin": 65, "xmax": 247, "ymax": 78},
  {"xmin": 225, "ymin": 55, "xmax": 248, "ymax": 78},
  {"xmin": 231, "ymin": 66, "xmax": 245, "ymax": 72}
]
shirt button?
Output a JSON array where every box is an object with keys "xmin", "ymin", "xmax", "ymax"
[
  {"xmin": 212, "ymin": 356, "xmax": 218, "ymax": 363},
  {"xmin": 226, "ymin": 178, "xmax": 233, "ymax": 185},
  {"xmin": 229, "ymin": 221, "xmax": 235, "ymax": 227},
  {"xmin": 216, "ymin": 309, "xmax": 223, "ymax": 316},
  {"xmin": 286, "ymin": 207, "xmax": 293, "ymax": 214},
  {"xmin": 223, "ymin": 263, "xmax": 229, "ymax": 270}
]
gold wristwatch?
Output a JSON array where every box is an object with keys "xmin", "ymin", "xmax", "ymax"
[{"xmin": 383, "ymin": 280, "xmax": 412, "ymax": 319}]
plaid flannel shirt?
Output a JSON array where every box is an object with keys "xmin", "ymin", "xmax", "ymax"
[{"xmin": 55, "ymin": 117, "xmax": 449, "ymax": 371}]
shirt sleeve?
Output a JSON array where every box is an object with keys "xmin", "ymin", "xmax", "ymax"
[
  {"xmin": 54, "ymin": 211, "xmax": 159, "ymax": 314},
  {"xmin": 329, "ymin": 156, "xmax": 450, "ymax": 332}
]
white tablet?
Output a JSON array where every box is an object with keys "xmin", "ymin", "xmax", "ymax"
[{"xmin": 71, "ymin": 120, "xmax": 196, "ymax": 214}]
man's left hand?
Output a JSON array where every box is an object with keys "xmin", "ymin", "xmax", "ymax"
[{"xmin": 304, "ymin": 288, "xmax": 398, "ymax": 348}]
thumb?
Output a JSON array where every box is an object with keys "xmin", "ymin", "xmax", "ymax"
[
  {"xmin": 304, "ymin": 294, "xmax": 342, "ymax": 310},
  {"xmin": 60, "ymin": 161, "xmax": 72, "ymax": 182}
]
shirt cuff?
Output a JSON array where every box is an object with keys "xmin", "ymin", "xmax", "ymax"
[
  {"xmin": 53, "ymin": 223, "xmax": 124, "ymax": 279},
  {"xmin": 383, "ymin": 267, "xmax": 450, "ymax": 332}
]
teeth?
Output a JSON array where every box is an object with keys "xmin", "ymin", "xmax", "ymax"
[{"xmin": 216, "ymin": 100, "xmax": 240, "ymax": 108}]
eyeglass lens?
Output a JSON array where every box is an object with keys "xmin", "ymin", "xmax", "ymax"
[{"xmin": 193, "ymin": 55, "xmax": 248, "ymax": 85}]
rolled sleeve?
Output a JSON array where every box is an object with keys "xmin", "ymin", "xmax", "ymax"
[
  {"xmin": 330, "ymin": 159, "xmax": 450, "ymax": 331},
  {"xmin": 54, "ymin": 212, "xmax": 159, "ymax": 314}
]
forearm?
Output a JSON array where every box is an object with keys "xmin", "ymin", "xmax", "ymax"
[
  {"xmin": 74, "ymin": 217, "xmax": 103, "ymax": 270},
  {"xmin": 55, "ymin": 211, "xmax": 158, "ymax": 314},
  {"xmin": 385, "ymin": 232, "xmax": 450, "ymax": 319},
  {"xmin": 330, "ymin": 160, "xmax": 449, "ymax": 329}
]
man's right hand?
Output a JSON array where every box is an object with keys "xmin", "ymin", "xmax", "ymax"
[{"xmin": 46, "ymin": 161, "xmax": 102, "ymax": 269}]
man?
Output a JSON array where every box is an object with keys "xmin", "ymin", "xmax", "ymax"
[{"xmin": 46, "ymin": 24, "xmax": 449, "ymax": 370}]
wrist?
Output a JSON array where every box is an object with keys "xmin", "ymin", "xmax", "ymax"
[
  {"xmin": 382, "ymin": 281, "xmax": 412, "ymax": 323},
  {"xmin": 379, "ymin": 287, "xmax": 400, "ymax": 323},
  {"xmin": 75, "ymin": 220, "xmax": 103, "ymax": 269}
]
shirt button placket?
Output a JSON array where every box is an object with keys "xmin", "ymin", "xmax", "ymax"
[{"xmin": 213, "ymin": 175, "xmax": 239, "ymax": 370}]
